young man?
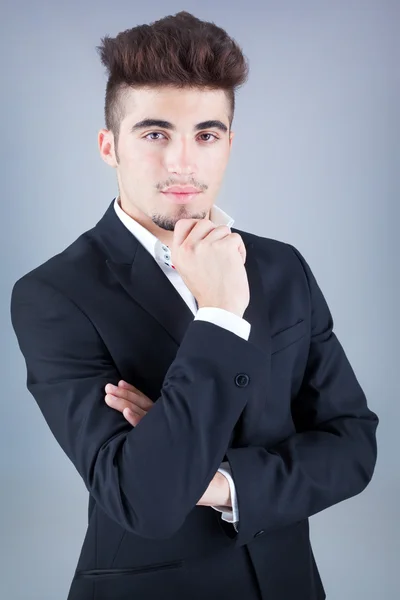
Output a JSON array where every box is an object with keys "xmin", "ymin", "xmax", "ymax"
[{"xmin": 10, "ymin": 11, "xmax": 378, "ymax": 600}]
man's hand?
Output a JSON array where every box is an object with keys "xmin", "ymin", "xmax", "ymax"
[
  {"xmin": 104, "ymin": 380, "xmax": 154, "ymax": 427},
  {"xmin": 104, "ymin": 380, "xmax": 232, "ymax": 508}
]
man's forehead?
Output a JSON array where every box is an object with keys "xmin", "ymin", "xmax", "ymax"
[
  {"xmin": 122, "ymin": 86, "xmax": 229, "ymax": 119},
  {"xmin": 121, "ymin": 86, "xmax": 230, "ymax": 134}
]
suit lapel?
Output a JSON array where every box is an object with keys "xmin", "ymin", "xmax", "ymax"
[{"xmin": 106, "ymin": 244, "xmax": 195, "ymax": 346}]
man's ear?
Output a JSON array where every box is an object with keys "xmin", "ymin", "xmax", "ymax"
[
  {"xmin": 229, "ymin": 130, "xmax": 235, "ymax": 149},
  {"xmin": 98, "ymin": 129, "xmax": 118, "ymax": 168}
]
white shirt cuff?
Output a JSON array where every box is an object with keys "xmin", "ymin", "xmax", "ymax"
[
  {"xmin": 194, "ymin": 307, "xmax": 251, "ymax": 341},
  {"xmin": 211, "ymin": 461, "xmax": 239, "ymax": 532}
]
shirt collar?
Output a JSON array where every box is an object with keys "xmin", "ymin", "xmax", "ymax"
[{"xmin": 113, "ymin": 196, "xmax": 235, "ymax": 270}]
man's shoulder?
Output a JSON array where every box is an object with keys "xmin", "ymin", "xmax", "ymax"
[
  {"xmin": 234, "ymin": 227, "xmax": 306, "ymax": 272},
  {"xmin": 12, "ymin": 224, "xmax": 103, "ymax": 298}
]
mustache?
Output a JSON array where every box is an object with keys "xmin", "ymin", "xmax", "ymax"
[{"xmin": 156, "ymin": 180, "xmax": 208, "ymax": 192}]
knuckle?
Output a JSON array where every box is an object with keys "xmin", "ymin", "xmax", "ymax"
[{"xmin": 208, "ymin": 226, "xmax": 230, "ymax": 244}]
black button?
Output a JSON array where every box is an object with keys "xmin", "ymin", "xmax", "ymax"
[
  {"xmin": 235, "ymin": 374, "xmax": 249, "ymax": 387},
  {"xmin": 254, "ymin": 530, "xmax": 265, "ymax": 538}
]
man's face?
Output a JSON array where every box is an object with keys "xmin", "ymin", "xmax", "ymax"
[{"xmin": 99, "ymin": 86, "xmax": 234, "ymax": 242}]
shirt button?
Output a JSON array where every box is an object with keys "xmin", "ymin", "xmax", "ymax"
[
  {"xmin": 254, "ymin": 530, "xmax": 265, "ymax": 538},
  {"xmin": 235, "ymin": 374, "xmax": 249, "ymax": 387}
]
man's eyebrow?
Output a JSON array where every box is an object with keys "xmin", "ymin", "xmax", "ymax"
[{"xmin": 130, "ymin": 119, "xmax": 228, "ymax": 133}]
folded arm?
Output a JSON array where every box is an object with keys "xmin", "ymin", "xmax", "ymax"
[{"xmin": 11, "ymin": 274, "xmax": 267, "ymax": 540}]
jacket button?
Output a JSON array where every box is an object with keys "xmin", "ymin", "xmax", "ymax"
[
  {"xmin": 235, "ymin": 374, "xmax": 249, "ymax": 387},
  {"xmin": 254, "ymin": 530, "xmax": 265, "ymax": 538}
]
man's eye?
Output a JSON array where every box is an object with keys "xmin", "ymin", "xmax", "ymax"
[
  {"xmin": 199, "ymin": 133, "xmax": 218, "ymax": 142},
  {"xmin": 145, "ymin": 132, "xmax": 165, "ymax": 141}
]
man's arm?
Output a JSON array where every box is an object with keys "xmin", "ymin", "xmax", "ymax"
[
  {"xmin": 10, "ymin": 273, "xmax": 268, "ymax": 540},
  {"xmin": 103, "ymin": 380, "xmax": 236, "ymax": 523},
  {"xmin": 194, "ymin": 306, "xmax": 246, "ymax": 531},
  {"xmin": 224, "ymin": 244, "xmax": 379, "ymax": 547}
]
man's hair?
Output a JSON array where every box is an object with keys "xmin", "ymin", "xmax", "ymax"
[{"xmin": 96, "ymin": 11, "xmax": 249, "ymax": 149}]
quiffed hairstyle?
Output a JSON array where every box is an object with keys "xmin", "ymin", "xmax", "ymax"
[{"xmin": 96, "ymin": 11, "xmax": 249, "ymax": 148}]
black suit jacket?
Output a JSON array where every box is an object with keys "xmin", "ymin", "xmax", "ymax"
[{"xmin": 10, "ymin": 200, "xmax": 378, "ymax": 599}]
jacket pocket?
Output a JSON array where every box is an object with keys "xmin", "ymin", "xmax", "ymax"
[
  {"xmin": 75, "ymin": 559, "xmax": 184, "ymax": 579},
  {"xmin": 271, "ymin": 318, "xmax": 307, "ymax": 355}
]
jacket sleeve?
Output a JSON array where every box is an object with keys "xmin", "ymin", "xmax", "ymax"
[
  {"xmin": 10, "ymin": 274, "xmax": 269, "ymax": 540},
  {"xmin": 224, "ymin": 244, "xmax": 379, "ymax": 547},
  {"xmin": 195, "ymin": 306, "xmax": 246, "ymax": 532}
]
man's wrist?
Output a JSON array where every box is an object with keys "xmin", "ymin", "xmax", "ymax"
[
  {"xmin": 213, "ymin": 471, "xmax": 232, "ymax": 507},
  {"xmin": 196, "ymin": 472, "xmax": 232, "ymax": 507}
]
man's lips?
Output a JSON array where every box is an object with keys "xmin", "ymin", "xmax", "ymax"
[
  {"xmin": 162, "ymin": 186, "xmax": 201, "ymax": 193},
  {"xmin": 161, "ymin": 190, "xmax": 202, "ymax": 203}
]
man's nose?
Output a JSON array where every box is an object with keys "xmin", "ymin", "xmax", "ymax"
[{"xmin": 165, "ymin": 138, "xmax": 196, "ymax": 175}]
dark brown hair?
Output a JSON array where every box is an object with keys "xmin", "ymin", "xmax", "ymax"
[{"xmin": 96, "ymin": 11, "xmax": 249, "ymax": 150}]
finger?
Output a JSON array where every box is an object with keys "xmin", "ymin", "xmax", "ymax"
[
  {"xmin": 115, "ymin": 381, "xmax": 151, "ymax": 400},
  {"xmin": 181, "ymin": 219, "xmax": 217, "ymax": 247},
  {"xmin": 106, "ymin": 385, "xmax": 153, "ymax": 411},
  {"xmin": 172, "ymin": 219, "xmax": 200, "ymax": 248},
  {"xmin": 204, "ymin": 225, "xmax": 231, "ymax": 243},
  {"xmin": 123, "ymin": 407, "xmax": 141, "ymax": 427},
  {"xmin": 105, "ymin": 393, "xmax": 147, "ymax": 417},
  {"xmin": 117, "ymin": 381, "xmax": 152, "ymax": 404},
  {"xmin": 118, "ymin": 380, "xmax": 140, "ymax": 392},
  {"xmin": 220, "ymin": 232, "xmax": 246, "ymax": 263}
]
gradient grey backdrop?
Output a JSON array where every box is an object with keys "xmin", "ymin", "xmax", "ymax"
[{"xmin": 2, "ymin": 1, "xmax": 398, "ymax": 599}]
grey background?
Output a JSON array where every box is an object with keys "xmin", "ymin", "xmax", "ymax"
[{"xmin": 1, "ymin": 1, "xmax": 398, "ymax": 599}]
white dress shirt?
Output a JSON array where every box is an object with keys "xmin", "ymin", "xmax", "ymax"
[{"xmin": 113, "ymin": 197, "xmax": 251, "ymax": 533}]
